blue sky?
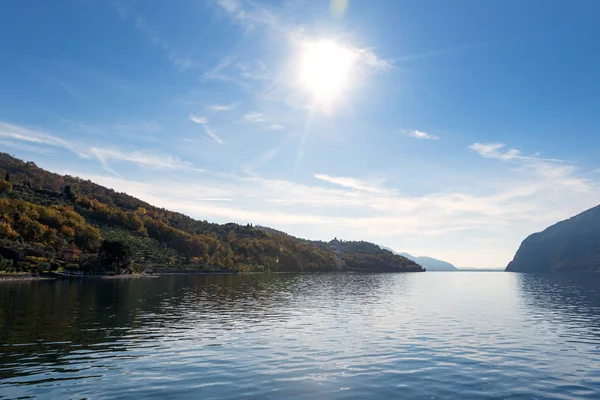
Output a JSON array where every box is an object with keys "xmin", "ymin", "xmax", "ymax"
[{"xmin": 1, "ymin": 0, "xmax": 600, "ymax": 268}]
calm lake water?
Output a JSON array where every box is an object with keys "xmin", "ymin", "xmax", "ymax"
[{"xmin": 1, "ymin": 272, "xmax": 600, "ymax": 399}]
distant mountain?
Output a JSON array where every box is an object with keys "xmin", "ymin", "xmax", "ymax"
[
  {"xmin": 506, "ymin": 204, "xmax": 600, "ymax": 272},
  {"xmin": 378, "ymin": 246, "xmax": 458, "ymax": 271},
  {"xmin": 399, "ymin": 253, "xmax": 458, "ymax": 271}
]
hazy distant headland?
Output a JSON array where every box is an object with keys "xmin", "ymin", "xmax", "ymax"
[{"xmin": 378, "ymin": 246, "xmax": 458, "ymax": 271}]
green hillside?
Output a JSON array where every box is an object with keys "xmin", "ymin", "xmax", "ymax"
[{"xmin": 0, "ymin": 153, "xmax": 423, "ymax": 275}]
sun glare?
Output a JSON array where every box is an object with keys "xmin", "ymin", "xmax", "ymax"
[{"xmin": 299, "ymin": 40, "xmax": 357, "ymax": 109}]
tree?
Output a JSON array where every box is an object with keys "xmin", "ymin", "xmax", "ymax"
[
  {"xmin": 227, "ymin": 230, "xmax": 236, "ymax": 243},
  {"xmin": 74, "ymin": 225, "xmax": 102, "ymax": 251},
  {"xmin": 99, "ymin": 240, "xmax": 133, "ymax": 272},
  {"xmin": 64, "ymin": 185, "xmax": 76, "ymax": 202},
  {"xmin": 0, "ymin": 222, "xmax": 18, "ymax": 240},
  {"xmin": 0, "ymin": 180, "xmax": 12, "ymax": 192}
]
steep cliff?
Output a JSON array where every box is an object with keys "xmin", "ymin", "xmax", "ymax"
[{"xmin": 506, "ymin": 205, "xmax": 600, "ymax": 272}]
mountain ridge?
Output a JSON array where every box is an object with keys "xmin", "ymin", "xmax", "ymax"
[{"xmin": 506, "ymin": 204, "xmax": 600, "ymax": 272}]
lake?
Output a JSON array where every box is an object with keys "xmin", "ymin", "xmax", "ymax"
[{"xmin": 1, "ymin": 272, "xmax": 600, "ymax": 399}]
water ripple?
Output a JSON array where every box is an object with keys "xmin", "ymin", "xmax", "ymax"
[{"xmin": 1, "ymin": 273, "xmax": 600, "ymax": 399}]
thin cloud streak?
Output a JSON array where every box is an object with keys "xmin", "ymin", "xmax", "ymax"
[
  {"xmin": 470, "ymin": 143, "xmax": 567, "ymax": 163},
  {"xmin": 470, "ymin": 143, "xmax": 593, "ymax": 192},
  {"xmin": 62, "ymin": 119, "xmax": 162, "ymax": 141},
  {"xmin": 208, "ymin": 103, "xmax": 239, "ymax": 111},
  {"xmin": 0, "ymin": 139, "xmax": 54, "ymax": 155},
  {"xmin": 89, "ymin": 147, "xmax": 205, "ymax": 176},
  {"xmin": 115, "ymin": 2, "xmax": 197, "ymax": 71},
  {"xmin": 313, "ymin": 174, "xmax": 388, "ymax": 194},
  {"xmin": 241, "ymin": 111, "xmax": 285, "ymax": 129},
  {"xmin": 0, "ymin": 122, "xmax": 89, "ymax": 158},
  {"xmin": 189, "ymin": 114, "xmax": 225, "ymax": 144}
]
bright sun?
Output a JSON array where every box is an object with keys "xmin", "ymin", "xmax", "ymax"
[{"xmin": 299, "ymin": 40, "xmax": 357, "ymax": 108}]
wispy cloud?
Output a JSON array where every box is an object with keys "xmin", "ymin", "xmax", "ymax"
[
  {"xmin": 0, "ymin": 122, "xmax": 88, "ymax": 158},
  {"xmin": 313, "ymin": 174, "xmax": 388, "ymax": 194},
  {"xmin": 390, "ymin": 44, "xmax": 481, "ymax": 64},
  {"xmin": 202, "ymin": 56, "xmax": 270, "ymax": 92},
  {"xmin": 189, "ymin": 114, "xmax": 225, "ymax": 144},
  {"xmin": 470, "ymin": 143, "xmax": 566, "ymax": 163},
  {"xmin": 241, "ymin": 133, "xmax": 297, "ymax": 174},
  {"xmin": 189, "ymin": 115, "xmax": 208, "ymax": 125},
  {"xmin": 242, "ymin": 112, "xmax": 285, "ymax": 130},
  {"xmin": 215, "ymin": 0, "xmax": 292, "ymax": 36},
  {"xmin": 62, "ymin": 119, "xmax": 162, "ymax": 141},
  {"xmin": 208, "ymin": 103, "xmax": 239, "ymax": 111},
  {"xmin": 243, "ymin": 112, "xmax": 266, "ymax": 123},
  {"xmin": 89, "ymin": 147, "xmax": 204, "ymax": 176},
  {"xmin": 0, "ymin": 139, "xmax": 54, "ymax": 155},
  {"xmin": 403, "ymin": 129, "xmax": 439, "ymax": 140},
  {"xmin": 116, "ymin": 3, "xmax": 196, "ymax": 71},
  {"xmin": 470, "ymin": 142, "xmax": 591, "ymax": 192},
  {"xmin": 202, "ymin": 56, "xmax": 253, "ymax": 91}
]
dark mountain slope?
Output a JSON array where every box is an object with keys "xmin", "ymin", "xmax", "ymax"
[{"xmin": 506, "ymin": 205, "xmax": 600, "ymax": 272}]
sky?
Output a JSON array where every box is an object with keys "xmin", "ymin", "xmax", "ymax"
[{"xmin": 1, "ymin": 0, "xmax": 600, "ymax": 268}]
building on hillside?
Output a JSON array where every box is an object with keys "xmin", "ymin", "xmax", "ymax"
[{"xmin": 62, "ymin": 244, "xmax": 80, "ymax": 262}]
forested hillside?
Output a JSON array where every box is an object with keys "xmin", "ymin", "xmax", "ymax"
[{"xmin": 0, "ymin": 153, "xmax": 423, "ymax": 274}]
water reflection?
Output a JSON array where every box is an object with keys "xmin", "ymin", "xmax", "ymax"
[
  {"xmin": 516, "ymin": 273, "xmax": 600, "ymax": 342},
  {"xmin": 1, "ymin": 273, "xmax": 600, "ymax": 399}
]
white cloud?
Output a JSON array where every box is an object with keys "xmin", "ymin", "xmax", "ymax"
[
  {"xmin": 470, "ymin": 142, "xmax": 593, "ymax": 193},
  {"xmin": 0, "ymin": 139, "xmax": 54, "ymax": 155},
  {"xmin": 217, "ymin": 0, "xmax": 240, "ymax": 13},
  {"xmin": 357, "ymin": 47, "xmax": 393, "ymax": 73},
  {"xmin": 403, "ymin": 129, "xmax": 439, "ymax": 140},
  {"xmin": 469, "ymin": 143, "xmax": 566, "ymax": 163},
  {"xmin": 313, "ymin": 174, "xmax": 387, "ymax": 194},
  {"xmin": 242, "ymin": 111, "xmax": 285, "ymax": 130},
  {"xmin": 189, "ymin": 115, "xmax": 208, "ymax": 125},
  {"xmin": 0, "ymin": 122, "xmax": 89, "ymax": 158},
  {"xmin": 244, "ymin": 112, "xmax": 266, "ymax": 123},
  {"xmin": 89, "ymin": 147, "xmax": 204, "ymax": 176},
  {"xmin": 208, "ymin": 103, "xmax": 238, "ymax": 111},
  {"xmin": 215, "ymin": 0, "xmax": 290, "ymax": 36},
  {"xmin": 188, "ymin": 114, "xmax": 225, "ymax": 144}
]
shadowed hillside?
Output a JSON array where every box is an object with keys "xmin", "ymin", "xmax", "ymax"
[{"xmin": 506, "ymin": 204, "xmax": 600, "ymax": 272}]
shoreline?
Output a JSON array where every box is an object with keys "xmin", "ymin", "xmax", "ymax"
[
  {"xmin": 0, "ymin": 274, "xmax": 55, "ymax": 282},
  {"xmin": 0, "ymin": 269, "xmax": 425, "ymax": 283}
]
